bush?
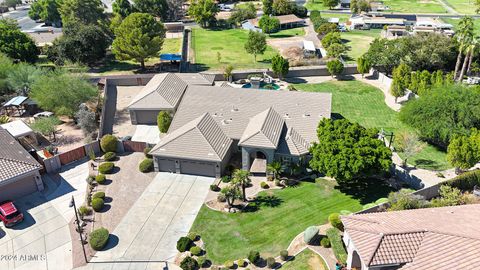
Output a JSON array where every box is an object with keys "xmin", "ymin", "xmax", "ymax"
[
  {"xmin": 143, "ymin": 147, "xmax": 152, "ymax": 158},
  {"xmin": 237, "ymin": 259, "xmax": 246, "ymax": 267},
  {"xmin": 190, "ymin": 246, "xmax": 202, "ymax": 256},
  {"xmin": 180, "ymin": 256, "xmax": 198, "ymax": 270},
  {"xmin": 210, "ymin": 184, "xmax": 220, "ymax": 192},
  {"xmin": 98, "ymin": 162, "xmax": 114, "ymax": 174},
  {"xmin": 157, "ymin": 111, "xmax": 172, "ymax": 133},
  {"xmin": 95, "ymin": 174, "xmax": 106, "ymax": 184},
  {"xmin": 267, "ymin": 175, "xmax": 274, "ymax": 181},
  {"xmin": 247, "ymin": 250, "xmax": 260, "ymax": 264},
  {"xmin": 328, "ymin": 213, "xmax": 343, "ymax": 231},
  {"xmin": 187, "ymin": 232, "xmax": 198, "ymax": 241},
  {"xmin": 100, "ymin": 134, "xmax": 118, "ymax": 153},
  {"xmin": 321, "ymin": 236, "xmax": 331, "ymax": 248},
  {"xmin": 275, "ymin": 179, "xmax": 281, "ymax": 186},
  {"xmin": 260, "ymin": 182, "xmax": 269, "ymax": 189},
  {"xmin": 78, "ymin": 206, "xmax": 91, "ymax": 216},
  {"xmin": 86, "ymin": 175, "xmax": 95, "ymax": 185},
  {"xmin": 221, "ymin": 176, "xmax": 231, "ymax": 183},
  {"xmin": 224, "ymin": 260, "xmax": 234, "ymax": 269},
  {"xmin": 446, "ymin": 169, "xmax": 480, "ymax": 191},
  {"xmin": 92, "ymin": 191, "xmax": 105, "ymax": 199},
  {"xmin": 304, "ymin": 226, "xmax": 319, "ymax": 244},
  {"xmin": 89, "ymin": 227, "xmax": 109, "ymax": 251},
  {"xmin": 217, "ymin": 193, "xmax": 226, "ymax": 202},
  {"xmin": 177, "ymin": 236, "xmax": 193, "ymax": 252},
  {"xmin": 91, "ymin": 197, "xmax": 105, "ymax": 212},
  {"xmin": 139, "ymin": 158, "xmax": 154, "ymax": 173},
  {"xmin": 326, "ymin": 228, "xmax": 347, "ymax": 264},
  {"xmin": 197, "ymin": 256, "xmax": 207, "ymax": 267},
  {"xmin": 280, "ymin": 250, "xmax": 288, "ymax": 261},
  {"xmin": 266, "ymin": 257, "xmax": 276, "ymax": 268},
  {"xmin": 103, "ymin": 152, "xmax": 116, "ymax": 161}
]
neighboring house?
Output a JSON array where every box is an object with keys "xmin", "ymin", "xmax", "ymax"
[
  {"xmin": 129, "ymin": 74, "xmax": 332, "ymax": 177},
  {"xmin": 348, "ymin": 14, "xmax": 411, "ymax": 30},
  {"xmin": 341, "ymin": 204, "xmax": 480, "ymax": 270},
  {"xmin": 0, "ymin": 127, "xmax": 43, "ymax": 200},
  {"xmin": 127, "ymin": 73, "xmax": 214, "ymax": 125},
  {"xmin": 242, "ymin": 14, "xmax": 306, "ymax": 32}
]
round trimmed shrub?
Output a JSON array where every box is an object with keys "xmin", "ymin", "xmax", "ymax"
[
  {"xmin": 180, "ymin": 256, "xmax": 198, "ymax": 270},
  {"xmin": 98, "ymin": 162, "xmax": 114, "ymax": 174},
  {"xmin": 197, "ymin": 256, "xmax": 207, "ymax": 267},
  {"xmin": 237, "ymin": 259, "xmax": 246, "ymax": 267},
  {"xmin": 91, "ymin": 197, "xmax": 105, "ymax": 212},
  {"xmin": 266, "ymin": 257, "xmax": 276, "ymax": 268},
  {"xmin": 86, "ymin": 175, "xmax": 95, "ymax": 185},
  {"xmin": 92, "ymin": 191, "xmax": 105, "ymax": 199},
  {"xmin": 217, "ymin": 193, "xmax": 226, "ymax": 202},
  {"xmin": 143, "ymin": 147, "xmax": 152, "ymax": 158},
  {"xmin": 328, "ymin": 213, "xmax": 343, "ymax": 230},
  {"xmin": 280, "ymin": 250, "xmax": 288, "ymax": 261},
  {"xmin": 247, "ymin": 250, "xmax": 260, "ymax": 264},
  {"xmin": 260, "ymin": 181, "xmax": 269, "ymax": 189},
  {"xmin": 103, "ymin": 152, "xmax": 116, "ymax": 161},
  {"xmin": 95, "ymin": 174, "xmax": 106, "ymax": 184},
  {"xmin": 89, "ymin": 227, "xmax": 109, "ymax": 251},
  {"xmin": 177, "ymin": 236, "xmax": 193, "ymax": 252},
  {"xmin": 78, "ymin": 206, "xmax": 91, "ymax": 216},
  {"xmin": 304, "ymin": 226, "xmax": 319, "ymax": 244},
  {"xmin": 221, "ymin": 176, "xmax": 231, "ymax": 183},
  {"xmin": 100, "ymin": 135, "xmax": 118, "ymax": 153},
  {"xmin": 190, "ymin": 246, "xmax": 202, "ymax": 256},
  {"xmin": 139, "ymin": 158, "xmax": 153, "ymax": 173},
  {"xmin": 210, "ymin": 184, "xmax": 220, "ymax": 192},
  {"xmin": 224, "ymin": 260, "xmax": 234, "ymax": 269},
  {"xmin": 321, "ymin": 236, "xmax": 331, "ymax": 248}
]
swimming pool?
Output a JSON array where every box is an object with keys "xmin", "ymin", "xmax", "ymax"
[{"xmin": 242, "ymin": 82, "xmax": 280, "ymax": 90}]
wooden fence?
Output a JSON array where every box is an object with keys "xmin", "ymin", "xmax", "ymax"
[
  {"xmin": 59, "ymin": 146, "xmax": 86, "ymax": 165},
  {"xmin": 123, "ymin": 140, "xmax": 147, "ymax": 152}
]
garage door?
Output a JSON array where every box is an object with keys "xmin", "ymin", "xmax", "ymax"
[
  {"xmin": 158, "ymin": 158, "xmax": 176, "ymax": 173},
  {"xmin": 180, "ymin": 161, "xmax": 216, "ymax": 177},
  {"xmin": 135, "ymin": 110, "xmax": 160, "ymax": 125},
  {"xmin": 0, "ymin": 176, "xmax": 38, "ymax": 200}
]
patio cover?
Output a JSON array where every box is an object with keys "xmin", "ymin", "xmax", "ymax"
[
  {"xmin": 3, "ymin": 96, "xmax": 28, "ymax": 107},
  {"xmin": 0, "ymin": 120, "xmax": 35, "ymax": 138}
]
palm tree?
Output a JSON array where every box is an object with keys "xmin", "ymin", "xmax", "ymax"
[
  {"xmin": 458, "ymin": 40, "xmax": 473, "ymax": 82},
  {"xmin": 231, "ymin": 169, "xmax": 250, "ymax": 201},
  {"xmin": 221, "ymin": 184, "xmax": 241, "ymax": 208},
  {"xmin": 467, "ymin": 37, "xmax": 478, "ymax": 75},
  {"xmin": 454, "ymin": 16, "xmax": 474, "ymax": 81},
  {"xmin": 267, "ymin": 161, "xmax": 284, "ymax": 180}
]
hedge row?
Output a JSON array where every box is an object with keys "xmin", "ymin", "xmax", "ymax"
[
  {"xmin": 445, "ymin": 170, "xmax": 480, "ymax": 191},
  {"xmin": 326, "ymin": 227, "xmax": 347, "ymax": 265}
]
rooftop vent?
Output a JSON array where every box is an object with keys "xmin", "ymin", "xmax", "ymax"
[
  {"xmin": 284, "ymin": 113, "xmax": 290, "ymax": 119},
  {"xmin": 303, "ymin": 113, "xmax": 311, "ymax": 117},
  {"xmin": 222, "ymin": 119, "xmax": 232, "ymax": 125},
  {"xmin": 231, "ymin": 106, "xmax": 239, "ymax": 112}
]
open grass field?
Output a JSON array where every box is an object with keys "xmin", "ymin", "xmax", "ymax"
[
  {"xmin": 190, "ymin": 178, "xmax": 392, "ymax": 263},
  {"xmin": 268, "ymin": 27, "xmax": 306, "ymax": 39},
  {"xmin": 282, "ymin": 249, "xmax": 328, "ymax": 270},
  {"xmin": 381, "ymin": 0, "xmax": 447, "ymax": 13},
  {"xmin": 341, "ymin": 29, "xmax": 381, "ymax": 63},
  {"xmin": 295, "ymin": 80, "xmax": 450, "ymax": 170},
  {"xmin": 443, "ymin": 17, "xmax": 480, "ymax": 35},
  {"xmin": 191, "ymin": 28, "xmax": 278, "ymax": 70},
  {"xmin": 443, "ymin": 0, "xmax": 476, "ymax": 14},
  {"xmin": 304, "ymin": 0, "xmax": 330, "ymax": 11},
  {"xmin": 318, "ymin": 12, "xmax": 351, "ymax": 23}
]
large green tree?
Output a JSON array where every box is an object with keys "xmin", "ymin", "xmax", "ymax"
[
  {"xmin": 59, "ymin": 0, "xmax": 105, "ymax": 27},
  {"xmin": 112, "ymin": 13, "xmax": 165, "ymax": 69},
  {"xmin": 363, "ymin": 38, "xmax": 403, "ymax": 75},
  {"xmin": 447, "ymin": 129, "xmax": 480, "ymax": 170},
  {"xmin": 399, "ymin": 84, "xmax": 480, "ymax": 149},
  {"xmin": 28, "ymin": 0, "xmax": 62, "ymax": 26},
  {"xmin": 326, "ymin": 43, "xmax": 347, "ymax": 58},
  {"xmin": 390, "ymin": 63, "xmax": 411, "ymax": 103},
  {"xmin": 258, "ymin": 15, "xmax": 280, "ymax": 34},
  {"xmin": 188, "ymin": 0, "xmax": 219, "ymax": 28},
  {"xmin": 134, "ymin": 0, "xmax": 168, "ymax": 20},
  {"xmin": 272, "ymin": 0, "xmax": 294, "ymax": 15},
  {"xmin": 31, "ymin": 116, "xmax": 61, "ymax": 141},
  {"xmin": 6, "ymin": 63, "xmax": 43, "ymax": 96},
  {"xmin": 321, "ymin": 32, "xmax": 341, "ymax": 49},
  {"xmin": 0, "ymin": 53, "xmax": 14, "ymax": 96},
  {"xmin": 244, "ymin": 30, "xmax": 267, "ymax": 62},
  {"xmin": 0, "ymin": 19, "xmax": 39, "ymax": 63},
  {"xmin": 30, "ymin": 72, "xmax": 98, "ymax": 117},
  {"xmin": 323, "ymin": 0, "xmax": 339, "ymax": 9},
  {"xmin": 229, "ymin": 3, "xmax": 256, "ymax": 26},
  {"xmin": 309, "ymin": 118, "xmax": 392, "ymax": 184},
  {"xmin": 271, "ymin": 54, "xmax": 289, "ymax": 79},
  {"xmin": 453, "ymin": 16, "xmax": 474, "ymax": 81},
  {"xmin": 356, "ymin": 55, "xmax": 371, "ymax": 77},
  {"xmin": 262, "ymin": 0, "xmax": 273, "ymax": 15},
  {"xmin": 113, "ymin": 0, "xmax": 134, "ymax": 18},
  {"xmin": 47, "ymin": 23, "xmax": 111, "ymax": 66}
]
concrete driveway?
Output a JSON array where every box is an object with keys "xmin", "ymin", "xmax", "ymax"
[
  {"xmin": 0, "ymin": 161, "xmax": 88, "ymax": 270},
  {"xmin": 90, "ymin": 173, "xmax": 214, "ymax": 269}
]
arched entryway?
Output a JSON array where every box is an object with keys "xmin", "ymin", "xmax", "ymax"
[{"xmin": 249, "ymin": 150, "xmax": 268, "ymax": 175}]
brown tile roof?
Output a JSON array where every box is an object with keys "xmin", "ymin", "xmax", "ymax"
[
  {"xmin": 239, "ymin": 107, "xmax": 285, "ymax": 149},
  {"xmin": 342, "ymin": 205, "xmax": 480, "ymax": 269},
  {"xmin": 0, "ymin": 128, "xmax": 42, "ymax": 182}
]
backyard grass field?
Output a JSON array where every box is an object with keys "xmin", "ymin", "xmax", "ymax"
[
  {"xmin": 378, "ymin": 0, "xmax": 447, "ymax": 13},
  {"xmin": 342, "ymin": 30, "xmax": 381, "ymax": 63},
  {"xmin": 282, "ymin": 249, "xmax": 328, "ymax": 270},
  {"xmin": 191, "ymin": 28, "xmax": 278, "ymax": 70},
  {"xmin": 190, "ymin": 178, "xmax": 391, "ymax": 263},
  {"xmin": 268, "ymin": 27, "xmax": 306, "ymax": 39},
  {"xmin": 443, "ymin": 0, "xmax": 476, "ymax": 14},
  {"xmin": 295, "ymin": 80, "xmax": 449, "ymax": 170}
]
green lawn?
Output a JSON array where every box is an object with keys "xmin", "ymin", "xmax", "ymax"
[
  {"xmin": 341, "ymin": 30, "xmax": 381, "ymax": 63},
  {"xmin": 161, "ymin": 38, "xmax": 182, "ymax": 54},
  {"xmin": 443, "ymin": 17, "xmax": 480, "ymax": 35},
  {"xmin": 191, "ymin": 28, "xmax": 278, "ymax": 70},
  {"xmin": 304, "ymin": 0, "xmax": 330, "ymax": 11},
  {"xmin": 318, "ymin": 12, "xmax": 351, "ymax": 23},
  {"xmin": 190, "ymin": 179, "xmax": 385, "ymax": 263},
  {"xmin": 282, "ymin": 249, "xmax": 328, "ymax": 270},
  {"xmin": 381, "ymin": 0, "xmax": 447, "ymax": 13},
  {"xmin": 443, "ymin": 0, "xmax": 476, "ymax": 14},
  {"xmin": 268, "ymin": 27, "xmax": 306, "ymax": 39},
  {"xmin": 295, "ymin": 80, "xmax": 449, "ymax": 170}
]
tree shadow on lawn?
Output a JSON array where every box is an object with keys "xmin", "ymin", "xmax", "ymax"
[
  {"xmin": 335, "ymin": 177, "xmax": 396, "ymax": 204},
  {"xmin": 243, "ymin": 194, "xmax": 284, "ymax": 212},
  {"xmin": 414, "ymin": 159, "xmax": 443, "ymax": 171}
]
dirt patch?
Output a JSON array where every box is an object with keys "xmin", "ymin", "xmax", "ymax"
[
  {"xmin": 55, "ymin": 118, "xmax": 87, "ymax": 153},
  {"xmin": 112, "ymin": 86, "xmax": 143, "ymax": 138},
  {"xmin": 308, "ymin": 253, "xmax": 327, "ymax": 270}
]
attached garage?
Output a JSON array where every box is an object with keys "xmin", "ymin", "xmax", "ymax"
[
  {"xmin": 130, "ymin": 110, "xmax": 161, "ymax": 125},
  {"xmin": 0, "ymin": 174, "xmax": 38, "ymax": 200},
  {"xmin": 180, "ymin": 161, "xmax": 216, "ymax": 177},
  {"xmin": 157, "ymin": 158, "xmax": 176, "ymax": 173}
]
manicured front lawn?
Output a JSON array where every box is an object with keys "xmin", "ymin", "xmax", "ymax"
[
  {"xmin": 268, "ymin": 27, "xmax": 306, "ymax": 39},
  {"xmin": 282, "ymin": 249, "xmax": 328, "ymax": 270},
  {"xmin": 295, "ymin": 80, "xmax": 449, "ymax": 170},
  {"xmin": 443, "ymin": 0, "xmax": 475, "ymax": 14},
  {"xmin": 341, "ymin": 29, "xmax": 380, "ymax": 63},
  {"xmin": 381, "ymin": 0, "xmax": 447, "ymax": 13},
  {"xmin": 190, "ymin": 179, "xmax": 389, "ymax": 263},
  {"xmin": 191, "ymin": 28, "xmax": 278, "ymax": 70}
]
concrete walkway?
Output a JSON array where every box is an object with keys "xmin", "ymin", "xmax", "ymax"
[
  {"xmin": 0, "ymin": 161, "xmax": 88, "ymax": 270},
  {"xmin": 88, "ymin": 173, "xmax": 214, "ymax": 270}
]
